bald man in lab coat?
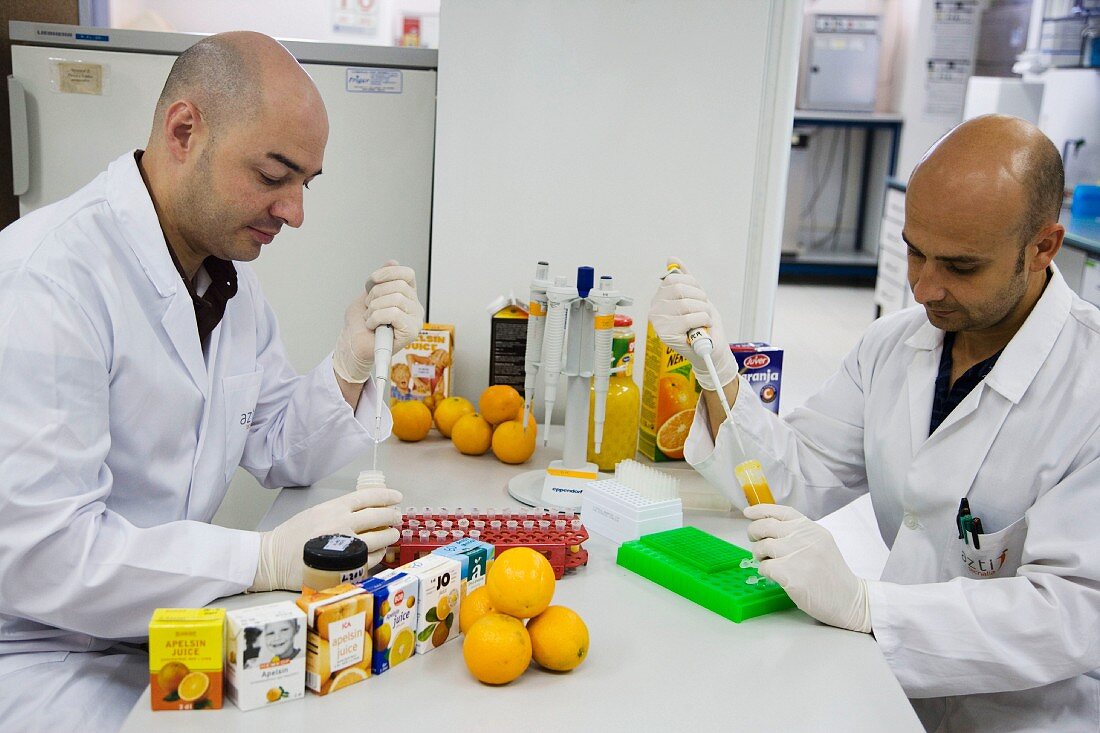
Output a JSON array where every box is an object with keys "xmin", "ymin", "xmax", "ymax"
[
  {"xmin": 650, "ymin": 115, "xmax": 1100, "ymax": 731},
  {"xmin": 0, "ymin": 32, "xmax": 422, "ymax": 731}
]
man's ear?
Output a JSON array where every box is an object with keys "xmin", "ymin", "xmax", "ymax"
[
  {"xmin": 160, "ymin": 100, "xmax": 205, "ymax": 163},
  {"xmin": 1031, "ymin": 222, "xmax": 1065, "ymax": 272}
]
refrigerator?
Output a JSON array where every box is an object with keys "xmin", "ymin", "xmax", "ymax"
[{"xmin": 7, "ymin": 21, "xmax": 437, "ymax": 376}]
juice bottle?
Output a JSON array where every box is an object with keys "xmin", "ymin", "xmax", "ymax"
[{"xmin": 587, "ymin": 315, "xmax": 641, "ymax": 471}]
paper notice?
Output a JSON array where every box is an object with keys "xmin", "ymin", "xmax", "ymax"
[{"xmin": 58, "ymin": 62, "xmax": 104, "ymax": 95}]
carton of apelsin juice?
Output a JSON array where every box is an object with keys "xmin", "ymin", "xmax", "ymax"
[
  {"xmin": 149, "ymin": 608, "xmax": 225, "ymax": 710},
  {"xmin": 296, "ymin": 584, "xmax": 372, "ymax": 696}
]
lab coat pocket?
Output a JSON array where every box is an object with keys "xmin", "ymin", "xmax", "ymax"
[
  {"xmin": 943, "ymin": 516, "xmax": 1027, "ymax": 580},
  {"xmin": 222, "ymin": 370, "xmax": 263, "ymax": 483}
]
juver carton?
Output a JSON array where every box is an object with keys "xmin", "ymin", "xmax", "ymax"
[
  {"xmin": 149, "ymin": 608, "xmax": 225, "ymax": 711},
  {"xmin": 731, "ymin": 343, "xmax": 784, "ymax": 414},
  {"xmin": 296, "ymin": 584, "xmax": 372, "ymax": 695},
  {"xmin": 400, "ymin": 554, "xmax": 461, "ymax": 653},
  {"xmin": 225, "ymin": 602, "xmax": 306, "ymax": 711},
  {"xmin": 358, "ymin": 569, "xmax": 419, "ymax": 675}
]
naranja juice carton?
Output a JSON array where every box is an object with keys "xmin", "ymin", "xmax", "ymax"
[
  {"xmin": 400, "ymin": 554, "xmax": 461, "ymax": 653},
  {"xmin": 359, "ymin": 568, "xmax": 419, "ymax": 675},
  {"xmin": 225, "ymin": 602, "xmax": 306, "ymax": 711},
  {"xmin": 149, "ymin": 608, "xmax": 225, "ymax": 710},
  {"xmin": 639, "ymin": 321, "xmax": 701, "ymax": 461},
  {"xmin": 389, "ymin": 323, "xmax": 455, "ymax": 412},
  {"xmin": 730, "ymin": 343, "xmax": 784, "ymax": 414},
  {"xmin": 296, "ymin": 584, "xmax": 372, "ymax": 696},
  {"xmin": 432, "ymin": 537, "xmax": 494, "ymax": 597}
]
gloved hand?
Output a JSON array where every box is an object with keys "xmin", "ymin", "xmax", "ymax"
[
  {"xmin": 333, "ymin": 261, "xmax": 425, "ymax": 384},
  {"xmin": 745, "ymin": 503, "xmax": 871, "ymax": 633},
  {"xmin": 249, "ymin": 487, "xmax": 403, "ymax": 592},
  {"xmin": 647, "ymin": 257, "xmax": 738, "ymax": 391}
]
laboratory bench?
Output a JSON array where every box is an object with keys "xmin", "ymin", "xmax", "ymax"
[{"xmin": 121, "ymin": 430, "xmax": 921, "ymax": 732}]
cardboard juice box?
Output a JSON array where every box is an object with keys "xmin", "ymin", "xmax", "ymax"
[
  {"xmin": 149, "ymin": 608, "xmax": 225, "ymax": 711},
  {"xmin": 488, "ymin": 298, "xmax": 529, "ymax": 392},
  {"xmin": 639, "ymin": 321, "xmax": 701, "ymax": 462},
  {"xmin": 731, "ymin": 342, "xmax": 784, "ymax": 414},
  {"xmin": 296, "ymin": 584, "xmax": 372, "ymax": 696},
  {"xmin": 400, "ymin": 554, "xmax": 461, "ymax": 653},
  {"xmin": 225, "ymin": 602, "xmax": 306, "ymax": 711},
  {"xmin": 432, "ymin": 537, "xmax": 495, "ymax": 597},
  {"xmin": 358, "ymin": 569, "xmax": 419, "ymax": 675},
  {"xmin": 390, "ymin": 323, "xmax": 455, "ymax": 411}
]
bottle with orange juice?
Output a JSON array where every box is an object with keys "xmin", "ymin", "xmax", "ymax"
[
  {"xmin": 638, "ymin": 322, "xmax": 701, "ymax": 461},
  {"xmin": 587, "ymin": 315, "xmax": 641, "ymax": 470}
]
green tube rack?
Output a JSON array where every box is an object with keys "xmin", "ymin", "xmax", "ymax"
[{"xmin": 616, "ymin": 526, "xmax": 794, "ymax": 622}]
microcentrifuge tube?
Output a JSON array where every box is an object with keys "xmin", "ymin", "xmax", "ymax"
[
  {"xmin": 473, "ymin": 520, "xmax": 485, "ymax": 529},
  {"xmin": 538, "ymin": 520, "xmax": 550, "ymax": 532},
  {"xmin": 441, "ymin": 520, "xmax": 453, "ymax": 530},
  {"xmin": 570, "ymin": 519, "xmax": 582, "ymax": 531},
  {"xmin": 434, "ymin": 530, "xmax": 448, "ymax": 541},
  {"xmin": 555, "ymin": 520, "xmax": 566, "ymax": 531},
  {"xmin": 469, "ymin": 530, "xmax": 481, "ymax": 540},
  {"xmin": 418, "ymin": 530, "xmax": 430, "ymax": 542},
  {"xmin": 452, "ymin": 530, "xmax": 464, "ymax": 539},
  {"xmin": 425, "ymin": 519, "xmax": 437, "ymax": 530},
  {"xmin": 457, "ymin": 518, "xmax": 470, "ymax": 529},
  {"xmin": 745, "ymin": 576, "xmax": 760, "ymax": 585},
  {"xmin": 507, "ymin": 520, "xmax": 518, "ymax": 530},
  {"xmin": 401, "ymin": 529, "xmax": 413, "ymax": 540},
  {"xmin": 522, "ymin": 520, "xmax": 534, "ymax": 531},
  {"xmin": 408, "ymin": 519, "xmax": 420, "ymax": 530},
  {"xmin": 735, "ymin": 460, "xmax": 776, "ymax": 506},
  {"xmin": 490, "ymin": 520, "xmax": 502, "ymax": 531}
]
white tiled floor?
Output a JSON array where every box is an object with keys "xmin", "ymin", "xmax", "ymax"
[{"xmin": 771, "ymin": 282, "xmax": 890, "ymax": 580}]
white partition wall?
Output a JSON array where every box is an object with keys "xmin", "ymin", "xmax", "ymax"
[{"xmin": 429, "ymin": 0, "xmax": 802, "ymax": 408}]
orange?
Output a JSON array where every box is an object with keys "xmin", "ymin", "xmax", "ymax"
[
  {"xmin": 655, "ymin": 408, "xmax": 693, "ymax": 459},
  {"xmin": 156, "ymin": 661, "xmax": 189, "ymax": 694},
  {"xmin": 491, "ymin": 412, "xmax": 537, "ymax": 464},
  {"xmin": 433, "ymin": 396, "xmax": 475, "ymax": 438},
  {"xmin": 390, "ymin": 628, "xmax": 415, "ymax": 666},
  {"xmin": 462, "ymin": 613, "xmax": 532, "ymax": 685},
  {"xmin": 390, "ymin": 400, "xmax": 432, "ymax": 442},
  {"xmin": 485, "ymin": 547, "xmax": 556, "ymax": 619},
  {"xmin": 527, "ymin": 605, "xmax": 589, "ymax": 672},
  {"xmin": 451, "ymin": 413, "xmax": 493, "ymax": 456},
  {"xmin": 176, "ymin": 671, "xmax": 209, "ymax": 702},
  {"xmin": 460, "ymin": 585, "xmax": 497, "ymax": 634},
  {"xmin": 656, "ymin": 373, "xmax": 695, "ymax": 426},
  {"xmin": 479, "ymin": 385, "xmax": 524, "ymax": 425}
]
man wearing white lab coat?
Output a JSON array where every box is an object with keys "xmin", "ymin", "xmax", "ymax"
[
  {"xmin": 650, "ymin": 115, "xmax": 1100, "ymax": 731},
  {"xmin": 0, "ymin": 33, "xmax": 422, "ymax": 731}
]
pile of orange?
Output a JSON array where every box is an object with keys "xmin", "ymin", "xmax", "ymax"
[
  {"xmin": 461, "ymin": 547, "xmax": 589, "ymax": 685},
  {"xmin": 387, "ymin": 384, "xmax": 538, "ymax": 465}
]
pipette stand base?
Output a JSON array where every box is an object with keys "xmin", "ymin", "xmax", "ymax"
[{"xmin": 507, "ymin": 461, "xmax": 605, "ymax": 511}]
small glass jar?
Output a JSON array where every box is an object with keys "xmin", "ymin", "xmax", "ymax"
[{"xmin": 302, "ymin": 534, "xmax": 370, "ymax": 591}]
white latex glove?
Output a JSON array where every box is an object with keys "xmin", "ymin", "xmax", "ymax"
[
  {"xmin": 745, "ymin": 503, "xmax": 871, "ymax": 633},
  {"xmin": 647, "ymin": 257, "xmax": 738, "ymax": 391},
  {"xmin": 333, "ymin": 261, "xmax": 425, "ymax": 384},
  {"xmin": 249, "ymin": 487, "xmax": 404, "ymax": 592}
]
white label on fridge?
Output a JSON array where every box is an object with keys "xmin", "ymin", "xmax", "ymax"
[
  {"xmin": 346, "ymin": 68, "xmax": 403, "ymax": 94},
  {"xmin": 53, "ymin": 61, "xmax": 105, "ymax": 95}
]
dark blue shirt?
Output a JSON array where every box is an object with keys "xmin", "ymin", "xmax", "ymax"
[{"xmin": 929, "ymin": 331, "xmax": 1002, "ymax": 436}]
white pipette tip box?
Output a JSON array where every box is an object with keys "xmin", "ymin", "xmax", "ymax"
[{"xmin": 580, "ymin": 460, "xmax": 683, "ymax": 546}]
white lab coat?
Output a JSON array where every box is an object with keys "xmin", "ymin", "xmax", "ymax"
[
  {"xmin": 0, "ymin": 151, "xmax": 391, "ymax": 731},
  {"xmin": 686, "ymin": 267, "xmax": 1100, "ymax": 732}
]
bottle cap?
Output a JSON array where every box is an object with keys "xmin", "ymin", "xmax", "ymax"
[
  {"xmin": 614, "ymin": 314, "xmax": 633, "ymax": 328},
  {"xmin": 303, "ymin": 534, "xmax": 369, "ymax": 571}
]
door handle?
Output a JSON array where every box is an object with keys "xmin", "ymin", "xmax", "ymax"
[{"xmin": 7, "ymin": 76, "xmax": 29, "ymax": 196}]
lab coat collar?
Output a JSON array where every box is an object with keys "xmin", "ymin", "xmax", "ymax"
[
  {"xmin": 105, "ymin": 150, "xmax": 180, "ymax": 300},
  {"xmin": 106, "ymin": 150, "xmax": 209, "ymax": 396},
  {"xmin": 902, "ymin": 265, "xmax": 1070, "ymax": 405}
]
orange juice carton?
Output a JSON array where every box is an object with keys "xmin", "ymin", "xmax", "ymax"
[
  {"xmin": 400, "ymin": 554, "xmax": 461, "ymax": 653},
  {"xmin": 358, "ymin": 568, "xmax": 419, "ymax": 675},
  {"xmin": 487, "ymin": 296, "xmax": 529, "ymax": 392},
  {"xmin": 390, "ymin": 323, "xmax": 455, "ymax": 411},
  {"xmin": 225, "ymin": 602, "xmax": 306, "ymax": 711},
  {"xmin": 639, "ymin": 321, "xmax": 701, "ymax": 461},
  {"xmin": 731, "ymin": 343, "xmax": 784, "ymax": 414},
  {"xmin": 296, "ymin": 584, "xmax": 372, "ymax": 696},
  {"xmin": 432, "ymin": 537, "xmax": 495, "ymax": 596},
  {"xmin": 148, "ymin": 608, "xmax": 225, "ymax": 711}
]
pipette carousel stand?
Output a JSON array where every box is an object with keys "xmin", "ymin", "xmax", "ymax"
[{"xmin": 507, "ymin": 264, "xmax": 631, "ymax": 511}]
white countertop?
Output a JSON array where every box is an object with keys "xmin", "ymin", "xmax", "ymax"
[{"xmin": 122, "ymin": 429, "xmax": 921, "ymax": 731}]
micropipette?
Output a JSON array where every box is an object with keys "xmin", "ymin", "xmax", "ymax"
[
  {"xmin": 664, "ymin": 262, "xmax": 735, "ymax": 426},
  {"xmin": 523, "ymin": 261, "xmax": 552, "ymax": 425}
]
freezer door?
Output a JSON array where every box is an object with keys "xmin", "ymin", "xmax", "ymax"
[{"xmin": 9, "ymin": 45, "xmax": 436, "ymax": 373}]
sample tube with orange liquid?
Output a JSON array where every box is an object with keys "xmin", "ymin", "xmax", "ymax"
[{"xmin": 735, "ymin": 459, "xmax": 775, "ymax": 506}]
